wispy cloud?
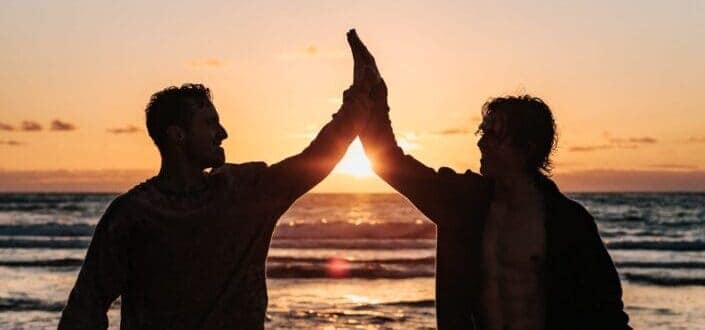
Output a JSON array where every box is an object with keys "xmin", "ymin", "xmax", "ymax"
[
  {"xmin": 277, "ymin": 45, "xmax": 346, "ymax": 61},
  {"xmin": 0, "ymin": 139, "xmax": 23, "ymax": 146},
  {"xmin": 569, "ymin": 145, "xmax": 613, "ymax": 152},
  {"xmin": 435, "ymin": 127, "xmax": 473, "ymax": 135},
  {"xmin": 0, "ymin": 169, "xmax": 154, "ymax": 192},
  {"xmin": 686, "ymin": 136, "xmax": 705, "ymax": 143},
  {"xmin": 107, "ymin": 125, "xmax": 141, "ymax": 134},
  {"xmin": 608, "ymin": 137, "xmax": 658, "ymax": 144},
  {"xmin": 50, "ymin": 119, "xmax": 76, "ymax": 131},
  {"xmin": 21, "ymin": 121, "xmax": 42, "ymax": 131},
  {"xmin": 189, "ymin": 58, "xmax": 225, "ymax": 68},
  {"xmin": 554, "ymin": 169, "xmax": 705, "ymax": 192},
  {"xmin": 570, "ymin": 134, "xmax": 659, "ymax": 152},
  {"xmin": 0, "ymin": 122, "xmax": 14, "ymax": 131},
  {"xmin": 648, "ymin": 163, "xmax": 699, "ymax": 170},
  {"xmin": 398, "ymin": 132, "xmax": 419, "ymax": 151}
]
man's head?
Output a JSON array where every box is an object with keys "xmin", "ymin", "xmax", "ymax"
[
  {"xmin": 476, "ymin": 95, "xmax": 557, "ymax": 179},
  {"xmin": 145, "ymin": 83, "xmax": 228, "ymax": 169}
]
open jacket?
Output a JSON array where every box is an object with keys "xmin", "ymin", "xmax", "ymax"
[{"xmin": 360, "ymin": 92, "xmax": 630, "ymax": 329}]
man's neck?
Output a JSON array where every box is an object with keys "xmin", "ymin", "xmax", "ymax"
[
  {"xmin": 155, "ymin": 156, "xmax": 207, "ymax": 193},
  {"xmin": 493, "ymin": 171, "xmax": 541, "ymax": 208}
]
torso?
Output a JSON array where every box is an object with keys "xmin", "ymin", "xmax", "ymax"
[
  {"xmin": 480, "ymin": 189, "xmax": 547, "ymax": 330},
  {"xmin": 117, "ymin": 167, "xmax": 283, "ymax": 329}
]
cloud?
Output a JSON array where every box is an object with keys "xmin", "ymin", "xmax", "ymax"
[
  {"xmin": 608, "ymin": 137, "xmax": 657, "ymax": 144},
  {"xmin": 277, "ymin": 45, "xmax": 346, "ymax": 61},
  {"xmin": 50, "ymin": 119, "xmax": 76, "ymax": 131},
  {"xmin": 686, "ymin": 136, "xmax": 705, "ymax": 143},
  {"xmin": 0, "ymin": 169, "xmax": 153, "ymax": 192},
  {"xmin": 435, "ymin": 127, "xmax": 473, "ymax": 135},
  {"xmin": 190, "ymin": 58, "xmax": 225, "ymax": 68},
  {"xmin": 0, "ymin": 140, "xmax": 23, "ymax": 146},
  {"xmin": 398, "ymin": 132, "xmax": 419, "ymax": 151},
  {"xmin": 305, "ymin": 45, "xmax": 318, "ymax": 56},
  {"xmin": 569, "ymin": 145, "xmax": 614, "ymax": 152},
  {"xmin": 648, "ymin": 163, "xmax": 699, "ymax": 170},
  {"xmin": 553, "ymin": 169, "xmax": 705, "ymax": 192},
  {"xmin": 107, "ymin": 125, "xmax": 141, "ymax": 134},
  {"xmin": 2, "ymin": 168, "xmax": 703, "ymax": 193},
  {"xmin": 569, "ymin": 135, "xmax": 659, "ymax": 152},
  {"xmin": 0, "ymin": 122, "xmax": 14, "ymax": 131},
  {"xmin": 21, "ymin": 121, "xmax": 42, "ymax": 131}
]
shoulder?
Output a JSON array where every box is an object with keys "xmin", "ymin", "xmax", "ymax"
[
  {"xmin": 94, "ymin": 192, "xmax": 138, "ymax": 235},
  {"xmin": 438, "ymin": 167, "xmax": 491, "ymax": 189},
  {"xmin": 437, "ymin": 167, "xmax": 484, "ymax": 182},
  {"xmin": 548, "ymin": 189, "xmax": 602, "ymax": 246},
  {"xmin": 436, "ymin": 167, "xmax": 492, "ymax": 203},
  {"xmin": 210, "ymin": 162, "xmax": 269, "ymax": 187},
  {"xmin": 560, "ymin": 196, "xmax": 596, "ymax": 230}
]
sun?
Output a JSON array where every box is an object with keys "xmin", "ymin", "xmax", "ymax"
[{"xmin": 333, "ymin": 138, "xmax": 374, "ymax": 177}]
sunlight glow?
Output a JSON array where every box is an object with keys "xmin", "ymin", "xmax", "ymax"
[{"xmin": 333, "ymin": 138, "xmax": 374, "ymax": 177}]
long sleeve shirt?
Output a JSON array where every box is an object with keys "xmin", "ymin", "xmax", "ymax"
[{"xmin": 58, "ymin": 98, "xmax": 360, "ymax": 330}]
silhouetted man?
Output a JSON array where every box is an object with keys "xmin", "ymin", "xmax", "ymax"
[
  {"xmin": 348, "ymin": 32, "xmax": 630, "ymax": 329},
  {"xmin": 59, "ymin": 31, "xmax": 373, "ymax": 329}
]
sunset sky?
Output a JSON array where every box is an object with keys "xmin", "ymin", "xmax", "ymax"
[{"xmin": 1, "ymin": 1, "xmax": 704, "ymax": 192}]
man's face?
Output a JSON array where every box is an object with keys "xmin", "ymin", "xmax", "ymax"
[
  {"xmin": 183, "ymin": 102, "xmax": 228, "ymax": 169},
  {"xmin": 476, "ymin": 112, "xmax": 526, "ymax": 178}
]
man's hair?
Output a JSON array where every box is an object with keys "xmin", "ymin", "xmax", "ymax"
[
  {"xmin": 145, "ymin": 83, "xmax": 212, "ymax": 150},
  {"xmin": 478, "ymin": 95, "xmax": 558, "ymax": 175}
]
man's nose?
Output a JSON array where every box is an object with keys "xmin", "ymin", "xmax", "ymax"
[
  {"xmin": 477, "ymin": 135, "xmax": 486, "ymax": 151},
  {"xmin": 219, "ymin": 125, "xmax": 228, "ymax": 140}
]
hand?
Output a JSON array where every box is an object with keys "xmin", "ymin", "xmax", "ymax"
[
  {"xmin": 346, "ymin": 29, "xmax": 388, "ymax": 111},
  {"xmin": 347, "ymin": 29, "xmax": 381, "ymax": 86},
  {"xmin": 341, "ymin": 67, "xmax": 378, "ymax": 132}
]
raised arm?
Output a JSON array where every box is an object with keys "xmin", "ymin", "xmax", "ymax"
[
  {"xmin": 260, "ymin": 86, "xmax": 368, "ymax": 202},
  {"xmin": 350, "ymin": 30, "xmax": 487, "ymax": 224},
  {"xmin": 59, "ymin": 198, "xmax": 128, "ymax": 330},
  {"xmin": 256, "ymin": 30, "xmax": 376, "ymax": 205}
]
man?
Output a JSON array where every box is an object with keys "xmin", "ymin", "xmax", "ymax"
[
  {"xmin": 59, "ymin": 30, "xmax": 373, "ymax": 329},
  {"xmin": 347, "ymin": 32, "xmax": 630, "ymax": 329}
]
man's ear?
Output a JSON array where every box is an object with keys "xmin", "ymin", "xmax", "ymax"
[
  {"xmin": 166, "ymin": 125, "xmax": 185, "ymax": 146},
  {"xmin": 524, "ymin": 141, "xmax": 538, "ymax": 166},
  {"xmin": 527, "ymin": 141, "xmax": 537, "ymax": 153}
]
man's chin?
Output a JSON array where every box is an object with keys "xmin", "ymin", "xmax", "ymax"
[
  {"xmin": 479, "ymin": 166, "xmax": 494, "ymax": 178},
  {"xmin": 205, "ymin": 152, "xmax": 226, "ymax": 169},
  {"xmin": 212, "ymin": 155, "xmax": 226, "ymax": 168}
]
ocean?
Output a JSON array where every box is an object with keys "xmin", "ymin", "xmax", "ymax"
[{"xmin": 1, "ymin": 192, "xmax": 704, "ymax": 329}]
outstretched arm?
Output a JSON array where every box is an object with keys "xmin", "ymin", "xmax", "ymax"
[
  {"xmin": 260, "ymin": 85, "xmax": 368, "ymax": 203},
  {"xmin": 350, "ymin": 30, "xmax": 486, "ymax": 224},
  {"xmin": 256, "ymin": 30, "xmax": 377, "ymax": 205}
]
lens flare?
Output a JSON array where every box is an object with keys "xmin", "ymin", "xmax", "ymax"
[{"xmin": 325, "ymin": 257, "xmax": 350, "ymax": 278}]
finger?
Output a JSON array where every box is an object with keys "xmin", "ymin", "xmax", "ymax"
[
  {"xmin": 347, "ymin": 29, "xmax": 363, "ymax": 64},
  {"xmin": 348, "ymin": 30, "xmax": 379, "ymax": 75},
  {"xmin": 347, "ymin": 29, "xmax": 366, "ymax": 84}
]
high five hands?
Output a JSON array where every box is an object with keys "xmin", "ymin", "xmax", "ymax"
[{"xmin": 343, "ymin": 29, "xmax": 389, "ymax": 133}]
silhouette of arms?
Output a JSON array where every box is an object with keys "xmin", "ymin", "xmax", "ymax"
[
  {"xmin": 58, "ymin": 197, "xmax": 129, "ymax": 330},
  {"xmin": 260, "ymin": 87, "xmax": 368, "ymax": 202},
  {"xmin": 349, "ymin": 31, "xmax": 483, "ymax": 224},
  {"xmin": 255, "ymin": 31, "xmax": 375, "ymax": 204}
]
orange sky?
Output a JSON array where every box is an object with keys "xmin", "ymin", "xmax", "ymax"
[{"xmin": 1, "ymin": 1, "xmax": 704, "ymax": 192}]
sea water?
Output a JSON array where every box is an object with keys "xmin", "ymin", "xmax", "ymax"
[{"xmin": 1, "ymin": 193, "xmax": 704, "ymax": 329}]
